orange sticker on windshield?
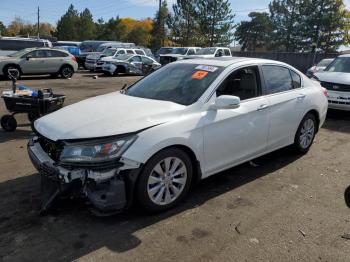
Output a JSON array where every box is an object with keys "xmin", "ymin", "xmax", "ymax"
[{"xmin": 192, "ymin": 70, "xmax": 208, "ymax": 80}]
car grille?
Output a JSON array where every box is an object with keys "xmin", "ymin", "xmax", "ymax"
[
  {"xmin": 86, "ymin": 59, "xmax": 95, "ymax": 63},
  {"xmin": 321, "ymin": 81, "xmax": 350, "ymax": 92},
  {"xmin": 329, "ymin": 100, "xmax": 350, "ymax": 105},
  {"xmin": 38, "ymin": 135, "xmax": 63, "ymax": 162},
  {"xmin": 160, "ymin": 56, "xmax": 177, "ymax": 65}
]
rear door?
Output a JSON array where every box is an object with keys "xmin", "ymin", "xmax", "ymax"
[
  {"xmin": 261, "ymin": 65, "xmax": 306, "ymax": 150},
  {"xmin": 44, "ymin": 50, "xmax": 68, "ymax": 72},
  {"xmin": 203, "ymin": 66, "xmax": 270, "ymax": 176}
]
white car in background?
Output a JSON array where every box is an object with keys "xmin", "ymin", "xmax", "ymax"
[
  {"xmin": 190, "ymin": 47, "xmax": 232, "ymax": 58},
  {"xmin": 28, "ymin": 57, "xmax": 328, "ymax": 214},
  {"xmin": 314, "ymin": 54, "xmax": 350, "ymax": 110},
  {"xmin": 85, "ymin": 48, "xmax": 146, "ymax": 71},
  {"xmin": 159, "ymin": 47, "xmax": 201, "ymax": 65},
  {"xmin": 306, "ymin": 58, "xmax": 334, "ymax": 78}
]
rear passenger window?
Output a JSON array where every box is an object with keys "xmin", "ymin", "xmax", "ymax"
[
  {"xmin": 135, "ymin": 50, "xmax": 144, "ymax": 55},
  {"xmin": 290, "ymin": 70, "xmax": 301, "ymax": 89},
  {"xmin": 262, "ymin": 65, "xmax": 293, "ymax": 94},
  {"xmin": 48, "ymin": 50, "xmax": 68, "ymax": 57},
  {"xmin": 126, "ymin": 50, "xmax": 134, "ymax": 54},
  {"xmin": 117, "ymin": 50, "xmax": 126, "ymax": 55},
  {"xmin": 224, "ymin": 49, "xmax": 231, "ymax": 56}
]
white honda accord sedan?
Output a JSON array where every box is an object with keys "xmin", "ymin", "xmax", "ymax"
[{"xmin": 28, "ymin": 57, "xmax": 328, "ymax": 215}]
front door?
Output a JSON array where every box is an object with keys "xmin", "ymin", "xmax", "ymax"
[
  {"xmin": 19, "ymin": 50, "xmax": 47, "ymax": 74},
  {"xmin": 203, "ymin": 66, "xmax": 270, "ymax": 177}
]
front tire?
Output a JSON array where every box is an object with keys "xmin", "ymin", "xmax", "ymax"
[
  {"xmin": 345, "ymin": 186, "xmax": 350, "ymax": 208},
  {"xmin": 4, "ymin": 65, "xmax": 21, "ymax": 80},
  {"xmin": 136, "ymin": 148, "xmax": 193, "ymax": 212},
  {"xmin": 293, "ymin": 113, "xmax": 317, "ymax": 154}
]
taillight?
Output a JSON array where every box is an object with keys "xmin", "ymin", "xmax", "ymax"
[
  {"xmin": 322, "ymin": 87, "xmax": 329, "ymax": 97},
  {"xmin": 71, "ymin": 56, "xmax": 77, "ymax": 62}
]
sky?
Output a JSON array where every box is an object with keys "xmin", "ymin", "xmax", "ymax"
[{"xmin": 0, "ymin": 0, "xmax": 349, "ymax": 26}]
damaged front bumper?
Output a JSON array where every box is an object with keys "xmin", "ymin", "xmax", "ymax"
[{"xmin": 27, "ymin": 137, "xmax": 142, "ymax": 215}]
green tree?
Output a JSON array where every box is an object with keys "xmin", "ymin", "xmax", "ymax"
[
  {"xmin": 196, "ymin": 0, "xmax": 235, "ymax": 46},
  {"xmin": 0, "ymin": 21, "xmax": 7, "ymax": 36},
  {"xmin": 56, "ymin": 4, "xmax": 80, "ymax": 40},
  {"xmin": 168, "ymin": 0, "xmax": 198, "ymax": 46},
  {"xmin": 151, "ymin": 0, "xmax": 169, "ymax": 49},
  {"xmin": 95, "ymin": 17, "xmax": 127, "ymax": 41},
  {"xmin": 235, "ymin": 12, "xmax": 274, "ymax": 51},
  {"xmin": 269, "ymin": 0, "xmax": 304, "ymax": 51},
  {"xmin": 78, "ymin": 8, "xmax": 95, "ymax": 40},
  {"xmin": 299, "ymin": 0, "xmax": 348, "ymax": 52}
]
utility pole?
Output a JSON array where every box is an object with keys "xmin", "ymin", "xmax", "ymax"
[
  {"xmin": 158, "ymin": 0, "xmax": 162, "ymax": 47},
  {"xmin": 37, "ymin": 6, "xmax": 40, "ymax": 39}
]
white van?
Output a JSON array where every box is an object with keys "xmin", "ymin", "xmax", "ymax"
[{"xmin": 0, "ymin": 37, "xmax": 52, "ymax": 56}]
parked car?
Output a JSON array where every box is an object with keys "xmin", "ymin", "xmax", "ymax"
[
  {"xmin": 0, "ymin": 48, "xmax": 78, "ymax": 79},
  {"xmin": 56, "ymin": 46, "xmax": 81, "ymax": 56},
  {"xmin": 155, "ymin": 47, "xmax": 174, "ymax": 61},
  {"xmin": 0, "ymin": 37, "xmax": 52, "ymax": 56},
  {"xmin": 189, "ymin": 47, "xmax": 232, "ymax": 58},
  {"xmin": 159, "ymin": 47, "xmax": 201, "ymax": 65},
  {"xmin": 85, "ymin": 48, "xmax": 146, "ymax": 71},
  {"xmin": 306, "ymin": 58, "xmax": 334, "ymax": 78},
  {"xmin": 77, "ymin": 40, "xmax": 130, "ymax": 69},
  {"xmin": 314, "ymin": 54, "xmax": 350, "ymax": 111},
  {"xmin": 101, "ymin": 54, "xmax": 161, "ymax": 76},
  {"xmin": 28, "ymin": 57, "xmax": 328, "ymax": 214}
]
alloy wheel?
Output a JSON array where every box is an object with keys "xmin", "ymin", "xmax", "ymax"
[
  {"xmin": 147, "ymin": 157, "xmax": 188, "ymax": 206},
  {"xmin": 299, "ymin": 118, "xmax": 315, "ymax": 149}
]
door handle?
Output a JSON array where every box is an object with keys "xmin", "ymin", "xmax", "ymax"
[
  {"xmin": 297, "ymin": 94, "xmax": 306, "ymax": 100},
  {"xmin": 257, "ymin": 104, "xmax": 269, "ymax": 111}
]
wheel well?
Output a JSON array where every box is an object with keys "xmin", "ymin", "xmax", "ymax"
[
  {"xmin": 59, "ymin": 64, "xmax": 73, "ymax": 72},
  {"xmin": 306, "ymin": 109, "xmax": 320, "ymax": 133},
  {"xmin": 3, "ymin": 64, "xmax": 22, "ymax": 75},
  {"xmin": 116, "ymin": 65, "xmax": 126, "ymax": 73}
]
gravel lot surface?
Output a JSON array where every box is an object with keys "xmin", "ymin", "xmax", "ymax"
[{"xmin": 0, "ymin": 72, "xmax": 349, "ymax": 262}]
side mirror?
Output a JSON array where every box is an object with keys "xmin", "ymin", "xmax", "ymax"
[
  {"xmin": 211, "ymin": 95, "xmax": 240, "ymax": 110},
  {"xmin": 26, "ymin": 55, "xmax": 32, "ymax": 61}
]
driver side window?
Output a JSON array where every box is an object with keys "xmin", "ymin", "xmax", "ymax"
[{"xmin": 216, "ymin": 66, "xmax": 261, "ymax": 101}]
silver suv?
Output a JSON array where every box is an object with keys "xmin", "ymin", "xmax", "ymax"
[{"xmin": 0, "ymin": 48, "xmax": 78, "ymax": 79}]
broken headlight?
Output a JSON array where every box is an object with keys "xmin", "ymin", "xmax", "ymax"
[{"xmin": 60, "ymin": 136, "xmax": 137, "ymax": 163}]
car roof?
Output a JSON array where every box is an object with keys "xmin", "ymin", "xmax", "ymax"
[{"xmin": 176, "ymin": 57, "xmax": 290, "ymax": 68}]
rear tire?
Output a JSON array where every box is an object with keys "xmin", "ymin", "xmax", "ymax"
[
  {"xmin": 345, "ymin": 186, "xmax": 350, "ymax": 208},
  {"xmin": 293, "ymin": 113, "xmax": 317, "ymax": 154},
  {"xmin": 4, "ymin": 65, "xmax": 21, "ymax": 80},
  {"xmin": 1, "ymin": 115, "xmax": 17, "ymax": 131},
  {"xmin": 60, "ymin": 65, "xmax": 74, "ymax": 79},
  {"xmin": 136, "ymin": 148, "xmax": 193, "ymax": 213}
]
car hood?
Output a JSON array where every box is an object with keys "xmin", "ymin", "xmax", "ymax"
[
  {"xmin": 315, "ymin": 71, "xmax": 350, "ymax": 84},
  {"xmin": 0, "ymin": 56, "xmax": 16, "ymax": 61},
  {"xmin": 86, "ymin": 53, "xmax": 102, "ymax": 60},
  {"xmin": 35, "ymin": 92, "xmax": 186, "ymax": 141}
]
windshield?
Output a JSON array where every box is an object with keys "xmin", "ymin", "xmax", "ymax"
[
  {"xmin": 196, "ymin": 48, "xmax": 216, "ymax": 55},
  {"xmin": 97, "ymin": 45, "xmax": 107, "ymax": 52},
  {"xmin": 159, "ymin": 48, "xmax": 173, "ymax": 55},
  {"xmin": 317, "ymin": 59, "xmax": 333, "ymax": 67},
  {"xmin": 103, "ymin": 49, "xmax": 116, "ymax": 56},
  {"xmin": 125, "ymin": 63, "xmax": 224, "ymax": 105},
  {"xmin": 325, "ymin": 57, "xmax": 350, "ymax": 73},
  {"xmin": 171, "ymin": 48, "xmax": 188, "ymax": 55},
  {"xmin": 8, "ymin": 49, "xmax": 30, "ymax": 57}
]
